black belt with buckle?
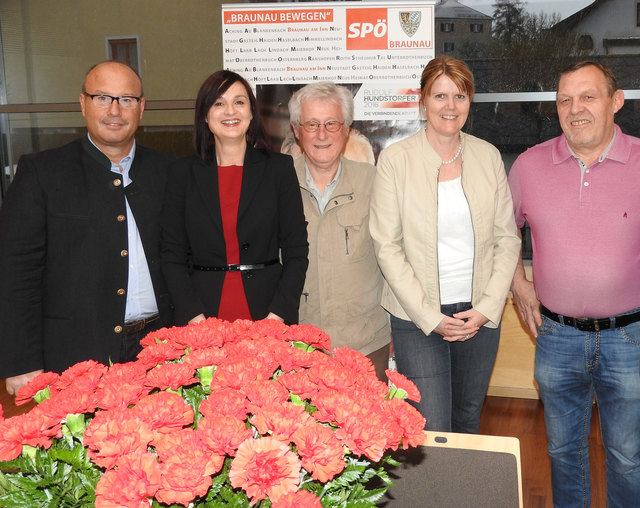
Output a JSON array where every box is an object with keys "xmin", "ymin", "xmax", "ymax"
[
  {"xmin": 540, "ymin": 305, "xmax": 640, "ymax": 332},
  {"xmin": 123, "ymin": 314, "xmax": 160, "ymax": 334},
  {"xmin": 193, "ymin": 258, "xmax": 279, "ymax": 272}
]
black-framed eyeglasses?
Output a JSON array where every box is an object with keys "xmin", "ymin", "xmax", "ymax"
[
  {"xmin": 83, "ymin": 93, "xmax": 142, "ymax": 109},
  {"xmin": 299, "ymin": 120, "xmax": 344, "ymax": 133}
]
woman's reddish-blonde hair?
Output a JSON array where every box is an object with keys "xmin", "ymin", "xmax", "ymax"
[{"xmin": 420, "ymin": 56, "xmax": 474, "ymax": 102}]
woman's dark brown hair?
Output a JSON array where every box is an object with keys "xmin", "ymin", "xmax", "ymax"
[{"xmin": 194, "ymin": 70, "xmax": 267, "ymax": 162}]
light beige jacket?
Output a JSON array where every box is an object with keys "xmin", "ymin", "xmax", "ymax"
[
  {"xmin": 295, "ymin": 155, "xmax": 390, "ymax": 355},
  {"xmin": 370, "ymin": 127, "xmax": 520, "ymax": 335}
]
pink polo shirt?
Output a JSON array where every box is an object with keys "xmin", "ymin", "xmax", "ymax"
[{"xmin": 509, "ymin": 125, "xmax": 640, "ymax": 318}]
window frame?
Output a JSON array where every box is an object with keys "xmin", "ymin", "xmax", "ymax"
[
  {"xmin": 105, "ymin": 36, "xmax": 141, "ymax": 74},
  {"xmin": 440, "ymin": 22, "xmax": 454, "ymax": 33}
]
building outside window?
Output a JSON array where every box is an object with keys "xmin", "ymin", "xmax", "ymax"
[
  {"xmin": 470, "ymin": 23, "xmax": 483, "ymax": 33},
  {"xmin": 440, "ymin": 22, "xmax": 454, "ymax": 32},
  {"xmin": 443, "ymin": 42, "xmax": 455, "ymax": 52}
]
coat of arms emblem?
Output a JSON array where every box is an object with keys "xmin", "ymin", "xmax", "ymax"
[{"xmin": 399, "ymin": 11, "xmax": 421, "ymax": 38}]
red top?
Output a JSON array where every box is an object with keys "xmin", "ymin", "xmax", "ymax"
[{"xmin": 216, "ymin": 165, "xmax": 252, "ymax": 321}]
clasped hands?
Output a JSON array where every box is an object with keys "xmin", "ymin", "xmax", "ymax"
[{"xmin": 434, "ymin": 308, "xmax": 488, "ymax": 342}]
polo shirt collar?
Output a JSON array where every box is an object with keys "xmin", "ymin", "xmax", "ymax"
[{"xmin": 552, "ymin": 124, "xmax": 629, "ymax": 165}]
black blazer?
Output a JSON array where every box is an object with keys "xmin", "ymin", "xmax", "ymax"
[
  {"xmin": 161, "ymin": 146, "xmax": 308, "ymax": 325},
  {"xmin": 0, "ymin": 138, "xmax": 174, "ymax": 376}
]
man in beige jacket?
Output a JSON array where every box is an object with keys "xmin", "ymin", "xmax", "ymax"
[{"xmin": 287, "ymin": 82, "xmax": 390, "ymax": 380}]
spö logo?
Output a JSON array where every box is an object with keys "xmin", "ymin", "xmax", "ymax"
[{"xmin": 346, "ymin": 8, "xmax": 388, "ymax": 50}]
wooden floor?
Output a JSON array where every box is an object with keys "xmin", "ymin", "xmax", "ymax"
[
  {"xmin": 1, "ymin": 381, "xmax": 605, "ymax": 508},
  {"xmin": 479, "ymin": 396, "xmax": 606, "ymax": 508}
]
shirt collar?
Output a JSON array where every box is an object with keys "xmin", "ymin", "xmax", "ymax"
[
  {"xmin": 553, "ymin": 124, "xmax": 624, "ymax": 166},
  {"xmin": 86, "ymin": 134, "xmax": 136, "ymax": 170},
  {"xmin": 304, "ymin": 159, "xmax": 343, "ymax": 195},
  {"xmin": 565, "ymin": 127, "xmax": 616, "ymax": 165}
]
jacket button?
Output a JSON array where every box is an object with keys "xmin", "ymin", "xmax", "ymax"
[
  {"xmin": 241, "ymin": 242, "xmax": 250, "ymax": 250},
  {"xmin": 245, "ymin": 270, "xmax": 254, "ymax": 279},
  {"xmin": 114, "ymin": 325, "xmax": 123, "ymax": 333},
  {"xmin": 117, "ymin": 288, "xmax": 126, "ymax": 295},
  {"xmin": 121, "ymin": 250, "xmax": 128, "ymax": 257},
  {"xmin": 113, "ymin": 179, "xmax": 122, "ymax": 187},
  {"xmin": 117, "ymin": 214, "xmax": 126, "ymax": 222}
]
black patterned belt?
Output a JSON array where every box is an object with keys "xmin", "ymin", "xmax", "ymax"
[
  {"xmin": 540, "ymin": 305, "xmax": 640, "ymax": 332},
  {"xmin": 123, "ymin": 314, "xmax": 159, "ymax": 334},
  {"xmin": 193, "ymin": 258, "xmax": 279, "ymax": 272}
]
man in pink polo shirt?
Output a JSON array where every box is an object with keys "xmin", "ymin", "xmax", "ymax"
[{"xmin": 509, "ymin": 61, "xmax": 640, "ymax": 508}]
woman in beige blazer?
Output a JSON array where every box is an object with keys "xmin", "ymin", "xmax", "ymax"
[{"xmin": 370, "ymin": 57, "xmax": 520, "ymax": 432}]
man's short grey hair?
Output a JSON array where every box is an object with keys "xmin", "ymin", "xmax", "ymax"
[{"xmin": 288, "ymin": 82, "xmax": 354, "ymax": 126}]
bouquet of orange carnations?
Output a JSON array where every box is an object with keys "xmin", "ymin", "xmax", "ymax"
[{"xmin": 0, "ymin": 318, "xmax": 425, "ymax": 507}]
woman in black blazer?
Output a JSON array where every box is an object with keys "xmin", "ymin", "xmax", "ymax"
[{"xmin": 161, "ymin": 71, "xmax": 308, "ymax": 326}]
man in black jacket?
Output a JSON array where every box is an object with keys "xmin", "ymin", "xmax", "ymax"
[{"xmin": 0, "ymin": 61, "xmax": 173, "ymax": 394}]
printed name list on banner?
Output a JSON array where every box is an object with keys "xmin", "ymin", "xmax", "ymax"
[{"xmin": 222, "ymin": 1, "xmax": 435, "ymax": 121}]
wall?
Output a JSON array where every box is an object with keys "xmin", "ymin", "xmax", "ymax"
[{"xmin": 1, "ymin": 0, "xmax": 225, "ymax": 125}]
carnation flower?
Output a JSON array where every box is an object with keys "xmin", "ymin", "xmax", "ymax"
[
  {"xmin": 132, "ymin": 391, "xmax": 194, "ymax": 434},
  {"xmin": 245, "ymin": 378, "xmax": 290, "ymax": 408},
  {"xmin": 229, "ymin": 436, "xmax": 301, "ymax": 504},
  {"xmin": 283, "ymin": 323, "xmax": 331, "ymax": 350},
  {"xmin": 332, "ymin": 346, "xmax": 376, "ymax": 376},
  {"xmin": 94, "ymin": 363, "xmax": 148, "ymax": 410},
  {"xmin": 83, "ymin": 411, "xmax": 154, "ymax": 469},
  {"xmin": 292, "ymin": 424, "xmax": 346, "ymax": 482},
  {"xmin": 0, "ymin": 412, "xmax": 57, "ymax": 461},
  {"xmin": 164, "ymin": 321, "xmax": 226, "ymax": 350},
  {"xmin": 144, "ymin": 362, "xmax": 198, "ymax": 391},
  {"xmin": 153, "ymin": 428, "xmax": 224, "ymax": 476},
  {"xmin": 0, "ymin": 319, "xmax": 424, "ymax": 507},
  {"xmin": 15, "ymin": 372, "xmax": 60, "ymax": 405},
  {"xmin": 199, "ymin": 387, "xmax": 247, "ymax": 420},
  {"xmin": 211, "ymin": 358, "xmax": 262, "ymax": 390},
  {"xmin": 54, "ymin": 360, "xmax": 107, "ymax": 392},
  {"xmin": 249, "ymin": 402, "xmax": 313, "ymax": 441},
  {"xmin": 181, "ymin": 346, "xmax": 227, "ymax": 370},
  {"xmin": 156, "ymin": 455, "xmax": 213, "ymax": 506},
  {"xmin": 136, "ymin": 341, "xmax": 185, "ymax": 369},
  {"xmin": 276, "ymin": 371, "xmax": 319, "ymax": 400},
  {"xmin": 381, "ymin": 398, "xmax": 427, "ymax": 449},
  {"xmin": 94, "ymin": 452, "xmax": 161, "ymax": 508},
  {"xmin": 196, "ymin": 413, "xmax": 252, "ymax": 456},
  {"xmin": 386, "ymin": 369, "xmax": 422, "ymax": 402},
  {"xmin": 334, "ymin": 413, "xmax": 388, "ymax": 462},
  {"xmin": 307, "ymin": 361, "xmax": 357, "ymax": 391},
  {"xmin": 36, "ymin": 387, "xmax": 97, "ymax": 424}
]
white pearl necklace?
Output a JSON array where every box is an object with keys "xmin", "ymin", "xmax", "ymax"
[{"xmin": 441, "ymin": 142, "xmax": 462, "ymax": 165}]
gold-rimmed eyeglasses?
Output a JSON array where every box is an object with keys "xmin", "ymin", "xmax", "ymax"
[{"xmin": 299, "ymin": 120, "xmax": 344, "ymax": 133}]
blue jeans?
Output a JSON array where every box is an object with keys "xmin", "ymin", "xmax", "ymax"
[
  {"xmin": 535, "ymin": 313, "xmax": 640, "ymax": 508},
  {"xmin": 390, "ymin": 302, "xmax": 500, "ymax": 433}
]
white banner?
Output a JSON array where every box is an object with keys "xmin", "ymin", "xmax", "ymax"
[{"xmin": 222, "ymin": 1, "xmax": 435, "ymax": 121}]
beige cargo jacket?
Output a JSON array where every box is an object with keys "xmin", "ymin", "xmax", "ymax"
[{"xmin": 295, "ymin": 155, "xmax": 390, "ymax": 355}]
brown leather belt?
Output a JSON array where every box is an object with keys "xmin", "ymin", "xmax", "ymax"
[
  {"xmin": 193, "ymin": 258, "xmax": 279, "ymax": 272},
  {"xmin": 540, "ymin": 305, "xmax": 640, "ymax": 332},
  {"xmin": 123, "ymin": 314, "xmax": 159, "ymax": 334}
]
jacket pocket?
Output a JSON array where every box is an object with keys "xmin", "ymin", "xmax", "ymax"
[{"xmin": 336, "ymin": 207, "xmax": 368, "ymax": 259}]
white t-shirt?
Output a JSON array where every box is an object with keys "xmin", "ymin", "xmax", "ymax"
[{"xmin": 437, "ymin": 176, "xmax": 474, "ymax": 304}]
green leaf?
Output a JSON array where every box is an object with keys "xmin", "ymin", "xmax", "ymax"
[{"xmin": 182, "ymin": 383, "xmax": 208, "ymax": 421}]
